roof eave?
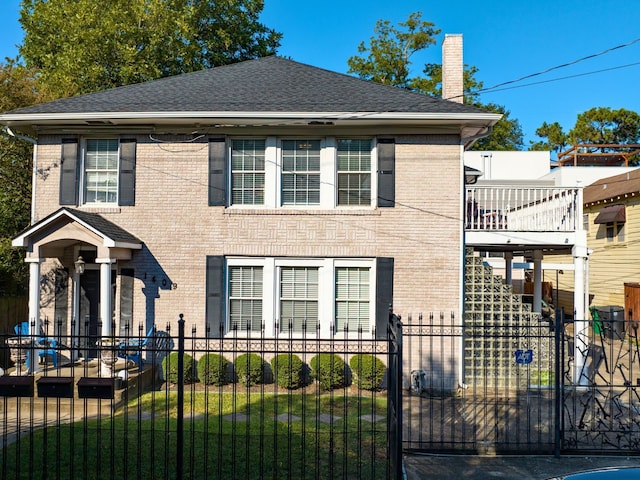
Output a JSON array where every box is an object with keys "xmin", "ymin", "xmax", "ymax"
[{"xmin": 0, "ymin": 110, "xmax": 501, "ymax": 126}]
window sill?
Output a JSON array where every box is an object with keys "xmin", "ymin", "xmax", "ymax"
[
  {"xmin": 77, "ymin": 205, "xmax": 121, "ymax": 214},
  {"xmin": 224, "ymin": 208, "xmax": 381, "ymax": 216}
]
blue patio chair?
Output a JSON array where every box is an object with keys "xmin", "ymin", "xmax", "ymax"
[
  {"xmin": 14, "ymin": 321, "xmax": 59, "ymax": 368},
  {"xmin": 117, "ymin": 327, "xmax": 155, "ymax": 371}
]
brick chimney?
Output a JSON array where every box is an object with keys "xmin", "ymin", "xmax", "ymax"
[{"xmin": 442, "ymin": 34, "xmax": 463, "ymax": 103}]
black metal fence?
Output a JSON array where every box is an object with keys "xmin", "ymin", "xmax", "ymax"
[
  {"xmin": 402, "ymin": 311, "xmax": 640, "ymax": 456},
  {"xmin": 0, "ymin": 316, "xmax": 398, "ymax": 480}
]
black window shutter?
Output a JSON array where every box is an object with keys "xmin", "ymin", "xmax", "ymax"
[
  {"xmin": 119, "ymin": 268, "xmax": 134, "ymax": 336},
  {"xmin": 375, "ymin": 257, "xmax": 394, "ymax": 338},
  {"xmin": 377, "ymin": 138, "xmax": 395, "ymax": 207},
  {"xmin": 206, "ymin": 256, "xmax": 225, "ymax": 337},
  {"xmin": 119, "ymin": 139, "xmax": 136, "ymax": 206},
  {"xmin": 59, "ymin": 138, "xmax": 79, "ymax": 205},
  {"xmin": 208, "ymin": 138, "xmax": 227, "ymax": 206}
]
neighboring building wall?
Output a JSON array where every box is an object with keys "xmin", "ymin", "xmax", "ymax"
[
  {"xmin": 539, "ymin": 166, "xmax": 638, "ymax": 188},
  {"xmin": 32, "ymin": 132, "xmax": 463, "ymax": 333},
  {"xmin": 544, "ymin": 201, "xmax": 640, "ymax": 317},
  {"xmin": 464, "ymin": 151, "xmax": 551, "ymax": 182}
]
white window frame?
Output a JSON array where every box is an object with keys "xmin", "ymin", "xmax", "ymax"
[
  {"xmin": 335, "ymin": 138, "xmax": 375, "ymax": 207},
  {"xmin": 227, "ymin": 137, "xmax": 377, "ymax": 209},
  {"xmin": 225, "ymin": 257, "xmax": 375, "ymax": 338},
  {"xmin": 80, "ymin": 138, "xmax": 120, "ymax": 205},
  {"xmin": 229, "ymin": 138, "xmax": 267, "ymax": 206}
]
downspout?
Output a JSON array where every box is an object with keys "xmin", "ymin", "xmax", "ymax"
[
  {"xmin": 459, "ymin": 124, "xmax": 493, "ymax": 388},
  {"xmin": 5, "ymin": 127, "xmax": 38, "ymax": 223}
]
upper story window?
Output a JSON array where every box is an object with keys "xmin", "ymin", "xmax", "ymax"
[
  {"xmin": 337, "ymin": 139, "xmax": 371, "ymax": 206},
  {"xmin": 281, "ymin": 140, "xmax": 321, "ymax": 206},
  {"xmin": 59, "ymin": 137, "xmax": 136, "ymax": 207},
  {"xmin": 84, "ymin": 139, "xmax": 119, "ymax": 204},
  {"xmin": 216, "ymin": 136, "xmax": 393, "ymax": 209},
  {"xmin": 230, "ymin": 139, "xmax": 265, "ymax": 205}
]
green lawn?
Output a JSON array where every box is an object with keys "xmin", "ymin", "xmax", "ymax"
[{"xmin": 2, "ymin": 391, "xmax": 389, "ymax": 480}]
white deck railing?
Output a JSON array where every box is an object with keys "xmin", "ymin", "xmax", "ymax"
[{"xmin": 466, "ymin": 186, "xmax": 581, "ymax": 232}]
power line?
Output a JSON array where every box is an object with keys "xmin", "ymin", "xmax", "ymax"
[
  {"xmin": 444, "ymin": 37, "xmax": 640, "ymax": 100},
  {"xmin": 471, "ymin": 61, "xmax": 640, "ymax": 95},
  {"xmin": 477, "ymin": 37, "xmax": 640, "ymax": 94}
]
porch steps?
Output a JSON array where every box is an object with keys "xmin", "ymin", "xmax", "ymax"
[{"xmin": 463, "ymin": 249, "xmax": 551, "ymax": 388}]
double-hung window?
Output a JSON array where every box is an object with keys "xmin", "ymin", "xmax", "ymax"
[
  {"xmin": 335, "ymin": 267, "xmax": 370, "ymax": 332},
  {"xmin": 281, "ymin": 139, "xmax": 321, "ymax": 206},
  {"xmin": 230, "ymin": 139, "xmax": 265, "ymax": 205},
  {"xmin": 59, "ymin": 137, "xmax": 136, "ymax": 207},
  {"xmin": 221, "ymin": 258, "xmax": 380, "ymax": 337},
  {"xmin": 337, "ymin": 139, "xmax": 372, "ymax": 206},
  {"xmin": 224, "ymin": 137, "xmax": 382, "ymax": 208},
  {"xmin": 280, "ymin": 266, "xmax": 319, "ymax": 334},
  {"xmin": 228, "ymin": 265, "xmax": 263, "ymax": 332},
  {"xmin": 84, "ymin": 139, "xmax": 119, "ymax": 204}
]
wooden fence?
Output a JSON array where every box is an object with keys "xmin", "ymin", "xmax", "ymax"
[{"xmin": 0, "ymin": 296, "xmax": 27, "ymax": 368}]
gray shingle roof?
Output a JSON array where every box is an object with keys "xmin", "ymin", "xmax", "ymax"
[
  {"xmin": 13, "ymin": 208, "xmax": 141, "ymax": 247},
  {"xmin": 6, "ymin": 56, "xmax": 488, "ymax": 116},
  {"xmin": 65, "ymin": 209, "xmax": 141, "ymax": 244}
]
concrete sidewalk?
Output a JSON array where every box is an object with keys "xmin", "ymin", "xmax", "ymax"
[{"xmin": 404, "ymin": 454, "xmax": 640, "ymax": 479}]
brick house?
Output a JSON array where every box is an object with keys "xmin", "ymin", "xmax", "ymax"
[{"xmin": 2, "ymin": 39, "xmax": 500, "ymax": 373}]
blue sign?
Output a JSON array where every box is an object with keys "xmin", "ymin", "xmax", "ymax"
[{"xmin": 515, "ymin": 349, "xmax": 533, "ymax": 365}]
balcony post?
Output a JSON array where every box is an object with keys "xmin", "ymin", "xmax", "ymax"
[
  {"xmin": 504, "ymin": 252, "xmax": 513, "ymax": 286},
  {"xmin": 572, "ymin": 243, "xmax": 589, "ymax": 385},
  {"xmin": 533, "ymin": 250, "xmax": 543, "ymax": 314}
]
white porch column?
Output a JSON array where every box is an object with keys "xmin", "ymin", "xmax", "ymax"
[
  {"xmin": 504, "ymin": 252, "xmax": 513, "ymax": 286},
  {"xmin": 26, "ymin": 258, "xmax": 43, "ymax": 373},
  {"xmin": 97, "ymin": 259, "xmax": 116, "ymax": 337},
  {"xmin": 572, "ymin": 244, "xmax": 589, "ymax": 385},
  {"xmin": 533, "ymin": 250, "xmax": 543, "ymax": 313}
]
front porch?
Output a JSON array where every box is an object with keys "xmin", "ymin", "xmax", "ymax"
[{"xmin": 11, "ymin": 208, "xmax": 143, "ymax": 372}]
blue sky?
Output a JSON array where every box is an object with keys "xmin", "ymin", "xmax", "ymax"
[{"xmin": 2, "ymin": 0, "xmax": 639, "ymax": 146}]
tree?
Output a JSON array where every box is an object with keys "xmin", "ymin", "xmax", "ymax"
[
  {"xmin": 0, "ymin": 61, "xmax": 50, "ymax": 296},
  {"xmin": 529, "ymin": 121, "xmax": 568, "ymax": 154},
  {"xmin": 529, "ymin": 108, "xmax": 640, "ymax": 156},
  {"xmin": 569, "ymin": 107, "xmax": 640, "ymax": 147},
  {"xmin": 471, "ymin": 103, "xmax": 524, "ymax": 151},
  {"xmin": 347, "ymin": 12, "xmax": 523, "ymax": 150},
  {"xmin": 347, "ymin": 12, "xmax": 440, "ymax": 89},
  {"xmin": 19, "ymin": 0, "xmax": 282, "ymax": 97}
]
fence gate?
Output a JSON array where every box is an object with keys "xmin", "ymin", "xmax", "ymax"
[
  {"xmin": 402, "ymin": 312, "xmax": 558, "ymax": 454},
  {"xmin": 399, "ymin": 311, "xmax": 640, "ymax": 456},
  {"xmin": 560, "ymin": 315, "xmax": 640, "ymax": 453}
]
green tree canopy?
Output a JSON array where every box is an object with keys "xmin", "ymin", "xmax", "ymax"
[
  {"xmin": 0, "ymin": 61, "xmax": 50, "ymax": 295},
  {"xmin": 19, "ymin": 0, "xmax": 282, "ymax": 97},
  {"xmin": 530, "ymin": 107, "xmax": 640, "ymax": 155},
  {"xmin": 347, "ymin": 12, "xmax": 524, "ymax": 151}
]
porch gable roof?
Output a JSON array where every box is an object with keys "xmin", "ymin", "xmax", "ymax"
[{"xmin": 12, "ymin": 208, "xmax": 142, "ymax": 250}]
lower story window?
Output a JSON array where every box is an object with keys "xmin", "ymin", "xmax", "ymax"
[
  {"xmin": 224, "ymin": 258, "xmax": 375, "ymax": 337},
  {"xmin": 335, "ymin": 267, "xmax": 370, "ymax": 333},
  {"xmin": 229, "ymin": 266, "xmax": 263, "ymax": 332},
  {"xmin": 280, "ymin": 266, "xmax": 319, "ymax": 334}
]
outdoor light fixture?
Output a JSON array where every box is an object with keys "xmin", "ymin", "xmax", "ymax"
[{"xmin": 74, "ymin": 256, "xmax": 86, "ymax": 275}]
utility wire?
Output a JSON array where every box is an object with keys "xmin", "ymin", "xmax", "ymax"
[
  {"xmin": 471, "ymin": 61, "xmax": 640, "ymax": 96},
  {"xmin": 445, "ymin": 37, "xmax": 640, "ymax": 100}
]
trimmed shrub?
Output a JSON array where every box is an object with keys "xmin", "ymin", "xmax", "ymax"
[
  {"xmin": 271, "ymin": 354, "xmax": 304, "ymax": 389},
  {"xmin": 234, "ymin": 353, "xmax": 265, "ymax": 386},
  {"xmin": 162, "ymin": 352, "xmax": 195, "ymax": 384},
  {"xmin": 309, "ymin": 353, "xmax": 346, "ymax": 390},
  {"xmin": 349, "ymin": 354, "xmax": 386, "ymax": 390},
  {"xmin": 197, "ymin": 353, "xmax": 229, "ymax": 386}
]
